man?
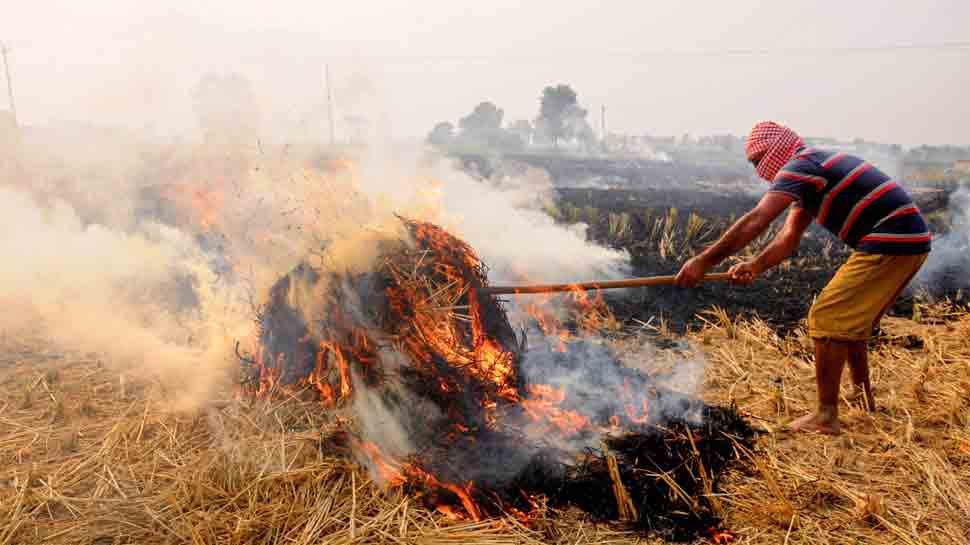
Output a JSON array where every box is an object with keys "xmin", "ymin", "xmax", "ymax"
[{"xmin": 675, "ymin": 121, "xmax": 931, "ymax": 435}]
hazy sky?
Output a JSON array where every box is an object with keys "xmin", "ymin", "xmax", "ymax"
[{"xmin": 4, "ymin": 1, "xmax": 969, "ymax": 146}]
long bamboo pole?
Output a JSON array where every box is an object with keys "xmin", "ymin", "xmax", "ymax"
[{"xmin": 479, "ymin": 272, "xmax": 733, "ymax": 296}]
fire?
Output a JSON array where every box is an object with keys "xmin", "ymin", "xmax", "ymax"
[
  {"xmin": 189, "ymin": 184, "xmax": 224, "ymax": 231},
  {"xmin": 239, "ymin": 218, "xmax": 753, "ymax": 538},
  {"xmin": 243, "ymin": 219, "xmax": 582, "ymax": 518},
  {"xmin": 353, "ymin": 439, "xmax": 407, "ymax": 487},
  {"xmin": 621, "ymin": 378, "xmax": 652, "ymax": 424},
  {"xmin": 409, "ymin": 469, "xmax": 482, "ymax": 521},
  {"xmin": 318, "ymin": 340, "xmax": 354, "ymax": 400},
  {"xmin": 707, "ymin": 527, "xmax": 736, "ymax": 544},
  {"xmin": 160, "ymin": 181, "xmax": 226, "ymax": 232},
  {"xmin": 521, "ymin": 384, "xmax": 591, "ymax": 437},
  {"xmin": 350, "ymin": 436, "xmax": 486, "ymax": 521}
]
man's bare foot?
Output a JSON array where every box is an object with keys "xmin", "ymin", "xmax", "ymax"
[{"xmin": 790, "ymin": 412, "xmax": 842, "ymax": 435}]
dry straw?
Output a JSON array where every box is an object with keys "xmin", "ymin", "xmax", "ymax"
[{"xmin": 1, "ymin": 303, "xmax": 968, "ymax": 544}]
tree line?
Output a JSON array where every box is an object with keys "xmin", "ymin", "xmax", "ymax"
[{"xmin": 427, "ymin": 84, "xmax": 596, "ymax": 153}]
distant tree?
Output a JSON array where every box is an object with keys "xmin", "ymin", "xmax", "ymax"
[
  {"xmin": 459, "ymin": 102, "xmax": 504, "ymax": 134},
  {"xmin": 508, "ymin": 119, "xmax": 533, "ymax": 147},
  {"xmin": 571, "ymin": 118, "xmax": 596, "ymax": 152},
  {"xmin": 454, "ymin": 102, "xmax": 526, "ymax": 151},
  {"xmin": 535, "ymin": 84, "xmax": 588, "ymax": 148},
  {"xmin": 491, "ymin": 130, "xmax": 526, "ymax": 152},
  {"xmin": 426, "ymin": 121, "xmax": 455, "ymax": 148}
]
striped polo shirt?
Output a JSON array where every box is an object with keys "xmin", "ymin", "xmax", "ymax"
[{"xmin": 768, "ymin": 148, "xmax": 931, "ymax": 255}]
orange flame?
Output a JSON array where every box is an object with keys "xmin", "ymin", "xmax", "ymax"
[
  {"xmin": 161, "ymin": 181, "xmax": 226, "ymax": 233},
  {"xmin": 707, "ymin": 528, "xmax": 736, "ymax": 544},
  {"xmin": 521, "ymin": 384, "xmax": 591, "ymax": 437},
  {"xmin": 240, "ymin": 219, "xmax": 664, "ymax": 522}
]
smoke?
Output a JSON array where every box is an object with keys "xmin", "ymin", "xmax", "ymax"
[
  {"xmin": 916, "ymin": 185, "xmax": 970, "ymax": 289},
  {"xmin": 0, "ymin": 186, "xmax": 239, "ymax": 409},
  {"xmin": 439, "ymin": 175, "xmax": 629, "ymax": 284},
  {"xmin": 266, "ymin": 147, "xmax": 638, "ymax": 480},
  {"xmin": 1, "ymin": 115, "xmax": 637, "ymax": 418},
  {"xmin": 1, "ymin": 66, "xmax": 655, "ymax": 495},
  {"xmin": 345, "ymin": 145, "xmax": 632, "ymax": 285},
  {"xmin": 350, "ymin": 351, "xmax": 441, "ymax": 468},
  {"xmin": 517, "ymin": 329, "xmax": 705, "ymax": 438}
]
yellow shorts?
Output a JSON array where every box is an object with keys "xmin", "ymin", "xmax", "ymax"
[{"xmin": 808, "ymin": 251, "xmax": 928, "ymax": 341}]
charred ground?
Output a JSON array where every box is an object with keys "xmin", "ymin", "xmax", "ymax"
[
  {"xmin": 550, "ymin": 183, "xmax": 966, "ymax": 335},
  {"xmin": 241, "ymin": 218, "xmax": 755, "ymax": 541}
]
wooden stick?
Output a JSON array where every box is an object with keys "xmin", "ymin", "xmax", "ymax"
[{"xmin": 479, "ymin": 272, "xmax": 733, "ymax": 295}]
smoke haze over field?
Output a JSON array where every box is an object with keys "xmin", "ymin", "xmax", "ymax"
[
  {"xmin": 3, "ymin": 1, "xmax": 970, "ymax": 146},
  {"xmin": 0, "ymin": 129, "xmax": 629, "ymax": 410},
  {"xmin": 917, "ymin": 186, "xmax": 970, "ymax": 289},
  {"xmin": 0, "ymin": 0, "xmax": 967, "ymax": 414}
]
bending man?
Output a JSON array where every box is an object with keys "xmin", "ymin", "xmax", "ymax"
[{"xmin": 675, "ymin": 121, "xmax": 931, "ymax": 435}]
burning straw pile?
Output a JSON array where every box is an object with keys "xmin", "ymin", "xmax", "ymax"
[{"xmin": 239, "ymin": 218, "xmax": 754, "ymax": 541}]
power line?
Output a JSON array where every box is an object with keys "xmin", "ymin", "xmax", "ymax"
[
  {"xmin": 3, "ymin": 38, "xmax": 967, "ymax": 65},
  {"xmin": 332, "ymin": 40, "xmax": 970, "ymax": 63}
]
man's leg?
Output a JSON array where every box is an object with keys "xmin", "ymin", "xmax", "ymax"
[
  {"xmin": 798, "ymin": 251, "xmax": 927, "ymax": 435},
  {"xmin": 847, "ymin": 341, "xmax": 876, "ymax": 412},
  {"xmin": 792, "ymin": 338, "xmax": 847, "ymax": 435},
  {"xmin": 845, "ymin": 259, "xmax": 924, "ymax": 413}
]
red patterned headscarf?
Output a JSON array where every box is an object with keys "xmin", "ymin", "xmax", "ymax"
[{"xmin": 745, "ymin": 121, "xmax": 804, "ymax": 182}]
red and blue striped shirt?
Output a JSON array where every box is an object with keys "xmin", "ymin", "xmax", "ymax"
[{"xmin": 769, "ymin": 148, "xmax": 931, "ymax": 255}]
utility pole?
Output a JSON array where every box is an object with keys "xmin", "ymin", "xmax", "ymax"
[
  {"xmin": 325, "ymin": 64, "xmax": 335, "ymax": 146},
  {"xmin": 600, "ymin": 104, "xmax": 606, "ymax": 150},
  {"xmin": 1, "ymin": 42, "xmax": 16, "ymax": 126}
]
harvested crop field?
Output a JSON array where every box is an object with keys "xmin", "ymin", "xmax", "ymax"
[
  {"xmin": 7, "ymin": 3, "xmax": 970, "ymax": 542},
  {"xmin": 3, "ymin": 138, "xmax": 970, "ymax": 545},
  {"xmin": 550, "ymin": 184, "xmax": 969, "ymax": 334},
  {"xmin": 2, "ymin": 300, "xmax": 968, "ymax": 544}
]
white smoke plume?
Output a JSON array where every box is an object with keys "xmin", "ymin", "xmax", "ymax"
[
  {"xmin": 0, "ymin": 186, "xmax": 237, "ymax": 409},
  {"xmin": 346, "ymin": 145, "xmax": 632, "ymax": 285},
  {"xmin": 1, "ymin": 78, "xmax": 706, "ymax": 495},
  {"xmin": 517, "ymin": 331, "xmax": 706, "ymax": 445},
  {"xmin": 916, "ymin": 185, "xmax": 970, "ymax": 288},
  {"xmin": 0, "ymin": 121, "xmax": 636, "ymax": 418}
]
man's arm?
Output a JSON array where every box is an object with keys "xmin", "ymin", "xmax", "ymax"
[
  {"xmin": 750, "ymin": 206, "xmax": 813, "ymax": 272},
  {"xmin": 700, "ymin": 192, "xmax": 795, "ymax": 265},
  {"xmin": 675, "ymin": 192, "xmax": 795, "ymax": 287},
  {"xmin": 727, "ymin": 205, "xmax": 813, "ymax": 284}
]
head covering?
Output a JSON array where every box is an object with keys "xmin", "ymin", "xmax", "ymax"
[{"xmin": 745, "ymin": 121, "xmax": 804, "ymax": 181}]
